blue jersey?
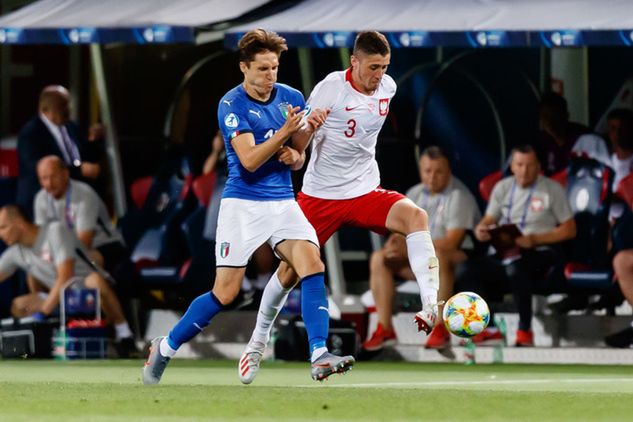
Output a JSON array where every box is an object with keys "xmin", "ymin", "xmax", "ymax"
[{"xmin": 218, "ymin": 83, "xmax": 306, "ymax": 201}]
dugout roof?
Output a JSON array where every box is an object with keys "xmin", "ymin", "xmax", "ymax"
[
  {"xmin": 0, "ymin": 0, "xmax": 274, "ymax": 44},
  {"xmin": 225, "ymin": 0, "xmax": 633, "ymax": 48}
]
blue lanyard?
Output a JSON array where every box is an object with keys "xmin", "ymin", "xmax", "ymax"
[
  {"xmin": 503, "ymin": 180, "xmax": 536, "ymax": 230},
  {"xmin": 47, "ymin": 184, "xmax": 74, "ymax": 229}
]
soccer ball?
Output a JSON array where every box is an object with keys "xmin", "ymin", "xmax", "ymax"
[{"xmin": 442, "ymin": 292, "xmax": 490, "ymax": 338}]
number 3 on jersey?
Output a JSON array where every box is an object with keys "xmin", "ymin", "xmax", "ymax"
[{"xmin": 344, "ymin": 119, "xmax": 356, "ymax": 138}]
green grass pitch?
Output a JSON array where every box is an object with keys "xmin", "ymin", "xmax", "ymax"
[{"xmin": 1, "ymin": 359, "xmax": 633, "ymax": 421}]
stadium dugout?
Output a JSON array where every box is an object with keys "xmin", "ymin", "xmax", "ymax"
[{"xmin": 3, "ymin": 0, "xmax": 633, "ymax": 362}]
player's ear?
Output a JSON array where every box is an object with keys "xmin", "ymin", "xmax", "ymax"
[
  {"xmin": 239, "ymin": 61, "xmax": 248, "ymax": 73},
  {"xmin": 350, "ymin": 55, "xmax": 358, "ymax": 68}
]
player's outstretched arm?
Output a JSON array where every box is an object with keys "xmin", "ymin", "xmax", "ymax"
[
  {"xmin": 40, "ymin": 259, "xmax": 74, "ymax": 315},
  {"xmin": 291, "ymin": 108, "xmax": 329, "ymax": 154},
  {"xmin": 232, "ymin": 105, "xmax": 304, "ymax": 172}
]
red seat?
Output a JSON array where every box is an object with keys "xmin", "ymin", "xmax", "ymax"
[
  {"xmin": 0, "ymin": 148, "xmax": 18, "ymax": 178},
  {"xmin": 192, "ymin": 171, "xmax": 217, "ymax": 208},
  {"xmin": 478, "ymin": 170, "xmax": 502, "ymax": 202},
  {"xmin": 130, "ymin": 176, "xmax": 153, "ymax": 210},
  {"xmin": 550, "ymin": 168, "xmax": 568, "ymax": 187}
]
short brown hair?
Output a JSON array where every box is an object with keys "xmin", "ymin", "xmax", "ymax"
[
  {"xmin": 353, "ymin": 31, "xmax": 390, "ymax": 56},
  {"xmin": 0, "ymin": 204, "xmax": 29, "ymax": 223},
  {"xmin": 238, "ymin": 29, "xmax": 288, "ymax": 65},
  {"xmin": 421, "ymin": 146, "xmax": 448, "ymax": 161}
]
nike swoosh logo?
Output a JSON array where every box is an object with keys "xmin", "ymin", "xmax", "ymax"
[
  {"xmin": 345, "ymin": 106, "xmax": 359, "ymax": 111},
  {"xmin": 428, "ymin": 266, "xmax": 438, "ymax": 270},
  {"xmin": 318, "ymin": 306, "xmax": 329, "ymax": 312}
]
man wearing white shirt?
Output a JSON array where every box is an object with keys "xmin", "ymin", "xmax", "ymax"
[
  {"xmin": 606, "ymin": 109, "xmax": 633, "ymax": 191},
  {"xmin": 239, "ymin": 31, "xmax": 442, "ymax": 383}
]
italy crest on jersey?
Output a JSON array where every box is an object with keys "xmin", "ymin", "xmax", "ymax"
[
  {"xmin": 220, "ymin": 242, "xmax": 230, "ymax": 258},
  {"xmin": 278, "ymin": 102, "xmax": 291, "ymax": 119}
]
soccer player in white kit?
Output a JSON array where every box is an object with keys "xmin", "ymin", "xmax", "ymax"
[{"xmin": 239, "ymin": 31, "xmax": 441, "ymax": 384}]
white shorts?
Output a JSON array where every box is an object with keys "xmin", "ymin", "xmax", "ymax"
[{"xmin": 215, "ymin": 198, "xmax": 319, "ymax": 267}]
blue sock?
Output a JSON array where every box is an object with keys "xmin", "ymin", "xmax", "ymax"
[
  {"xmin": 167, "ymin": 292, "xmax": 225, "ymax": 350},
  {"xmin": 300, "ymin": 272, "xmax": 328, "ymax": 355}
]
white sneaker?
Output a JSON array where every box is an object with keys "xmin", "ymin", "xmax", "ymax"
[{"xmin": 238, "ymin": 341, "xmax": 266, "ymax": 385}]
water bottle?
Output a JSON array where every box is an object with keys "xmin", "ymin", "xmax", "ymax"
[
  {"xmin": 52, "ymin": 328, "xmax": 66, "ymax": 360},
  {"xmin": 492, "ymin": 315, "xmax": 506, "ymax": 364},
  {"xmin": 464, "ymin": 338, "xmax": 476, "ymax": 365}
]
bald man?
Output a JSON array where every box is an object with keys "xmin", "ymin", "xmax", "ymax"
[
  {"xmin": 17, "ymin": 85, "xmax": 102, "ymax": 218},
  {"xmin": 34, "ymin": 155, "xmax": 128, "ymax": 276},
  {"xmin": 0, "ymin": 205, "xmax": 137, "ymax": 357}
]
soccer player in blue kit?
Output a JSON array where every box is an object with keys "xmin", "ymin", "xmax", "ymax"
[{"xmin": 143, "ymin": 29, "xmax": 354, "ymax": 384}]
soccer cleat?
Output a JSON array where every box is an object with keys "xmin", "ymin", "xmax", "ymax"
[
  {"xmin": 238, "ymin": 340, "xmax": 266, "ymax": 384},
  {"xmin": 310, "ymin": 352, "xmax": 355, "ymax": 381},
  {"xmin": 425, "ymin": 323, "xmax": 450, "ymax": 349},
  {"xmin": 142, "ymin": 336, "xmax": 171, "ymax": 385},
  {"xmin": 414, "ymin": 301, "xmax": 444, "ymax": 335},
  {"xmin": 605, "ymin": 327, "xmax": 633, "ymax": 348},
  {"xmin": 515, "ymin": 329, "xmax": 534, "ymax": 347},
  {"xmin": 362, "ymin": 323, "xmax": 397, "ymax": 351}
]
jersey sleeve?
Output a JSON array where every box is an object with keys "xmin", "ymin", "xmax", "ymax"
[
  {"xmin": 75, "ymin": 190, "xmax": 99, "ymax": 233},
  {"xmin": 549, "ymin": 181, "xmax": 574, "ymax": 223},
  {"xmin": 0, "ymin": 247, "xmax": 20, "ymax": 278},
  {"xmin": 48, "ymin": 222, "xmax": 76, "ymax": 266},
  {"xmin": 33, "ymin": 190, "xmax": 47, "ymax": 225},
  {"xmin": 306, "ymin": 78, "xmax": 339, "ymax": 111},
  {"xmin": 486, "ymin": 179, "xmax": 509, "ymax": 220},
  {"xmin": 218, "ymin": 97, "xmax": 251, "ymax": 141},
  {"xmin": 446, "ymin": 189, "xmax": 480, "ymax": 230}
]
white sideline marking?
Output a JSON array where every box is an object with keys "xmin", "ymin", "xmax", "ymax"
[{"xmin": 299, "ymin": 377, "xmax": 633, "ymax": 388}]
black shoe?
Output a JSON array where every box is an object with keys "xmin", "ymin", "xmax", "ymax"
[
  {"xmin": 588, "ymin": 291, "xmax": 625, "ymax": 314},
  {"xmin": 115, "ymin": 337, "xmax": 141, "ymax": 358},
  {"xmin": 548, "ymin": 295, "xmax": 589, "ymax": 315},
  {"xmin": 605, "ymin": 327, "xmax": 633, "ymax": 348}
]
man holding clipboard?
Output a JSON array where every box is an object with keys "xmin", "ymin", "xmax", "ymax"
[{"xmin": 474, "ymin": 145, "xmax": 576, "ymax": 346}]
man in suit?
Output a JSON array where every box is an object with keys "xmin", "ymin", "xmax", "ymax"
[{"xmin": 17, "ymin": 85, "xmax": 102, "ymax": 218}]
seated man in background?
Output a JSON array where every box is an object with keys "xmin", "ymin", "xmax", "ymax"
[
  {"xmin": 473, "ymin": 145, "xmax": 576, "ymax": 346},
  {"xmin": 607, "ymin": 108, "xmax": 633, "ymax": 194},
  {"xmin": 0, "ymin": 205, "xmax": 137, "ymax": 357},
  {"xmin": 536, "ymin": 92, "xmax": 590, "ymax": 176},
  {"xmin": 363, "ymin": 146, "xmax": 481, "ymax": 351},
  {"xmin": 34, "ymin": 155, "xmax": 134, "ymax": 291}
]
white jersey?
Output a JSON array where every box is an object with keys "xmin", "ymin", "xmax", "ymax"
[{"xmin": 302, "ymin": 69, "xmax": 397, "ymax": 199}]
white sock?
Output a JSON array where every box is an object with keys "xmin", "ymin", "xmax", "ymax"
[
  {"xmin": 159, "ymin": 337, "xmax": 177, "ymax": 358},
  {"xmin": 311, "ymin": 347, "xmax": 328, "ymax": 363},
  {"xmin": 114, "ymin": 322, "xmax": 132, "ymax": 340},
  {"xmin": 406, "ymin": 231, "xmax": 439, "ymax": 309},
  {"xmin": 251, "ymin": 272, "xmax": 291, "ymax": 345}
]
